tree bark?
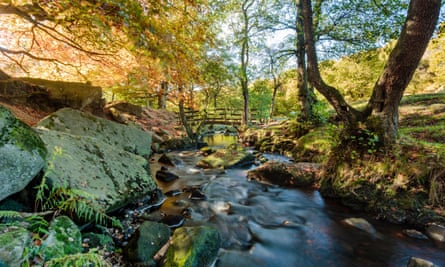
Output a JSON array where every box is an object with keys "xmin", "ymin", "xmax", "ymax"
[
  {"xmin": 366, "ymin": 0, "xmax": 441, "ymax": 145},
  {"xmin": 296, "ymin": 0, "xmax": 312, "ymax": 121},
  {"xmin": 239, "ymin": 0, "xmax": 254, "ymax": 127},
  {"xmin": 158, "ymin": 81, "xmax": 168, "ymax": 109},
  {"xmin": 178, "ymin": 85, "xmax": 195, "ymax": 141}
]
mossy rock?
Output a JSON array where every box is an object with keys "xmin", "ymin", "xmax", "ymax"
[
  {"xmin": 0, "ymin": 225, "xmax": 32, "ymax": 266},
  {"xmin": 164, "ymin": 226, "xmax": 221, "ymax": 267},
  {"xmin": 0, "ymin": 105, "xmax": 46, "ymax": 201},
  {"xmin": 41, "ymin": 216, "xmax": 83, "ymax": 261},
  {"xmin": 292, "ymin": 125, "xmax": 338, "ymax": 163},
  {"xmin": 82, "ymin": 232, "xmax": 115, "ymax": 252},
  {"xmin": 196, "ymin": 147, "xmax": 254, "ymax": 169},
  {"xmin": 247, "ymin": 161, "xmax": 320, "ymax": 187},
  {"xmin": 36, "ymin": 108, "xmax": 152, "ymax": 158},
  {"xmin": 124, "ymin": 221, "xmax": 171, "ymax": 266},
  {"xmin": 37, "ymin": 128, "xmax": 157, "ymax": 212}
]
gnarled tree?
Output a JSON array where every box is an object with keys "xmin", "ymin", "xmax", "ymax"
[{"xmin": 302, "ymin": 0, "xmax": 441, "ymax": 146}]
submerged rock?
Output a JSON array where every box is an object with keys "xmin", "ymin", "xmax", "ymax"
[
  {"xmin": 0, "ymin": 105, "xmax": 46, "ymax": 201},
  {"xmin": 124, "ymin": 221, "xmax": 171, "ymax": 266},
  {"xmin": 247, "ymin": 161, "xmax": 320, "ymax": 187},
  {"xmin": 164, "ymin": 226, "xmax": 221, "ymax": 267}
]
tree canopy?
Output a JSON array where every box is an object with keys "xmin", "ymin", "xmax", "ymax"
[{"xmin": 0, "ymin": 0, "xmax": 443, "ymax": 137}]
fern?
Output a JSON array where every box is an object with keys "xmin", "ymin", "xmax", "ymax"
[
  {"xmin": 34, "ymin": 178, "xmax": 122, "ymax": 229},
  {"xmin": 44, "ymin": 250, "xmax": 111, "ymax": 267},
  {"xmin": 25, "ymin": 215, "xmax": 49, "ymax": 236},
  {"xmin": 0, "ymin": 210, "xmax": 23, "ymax": 220},
  {"xmin": 34, "ymin": 176, "xmax": 50, "ymax": 211}
]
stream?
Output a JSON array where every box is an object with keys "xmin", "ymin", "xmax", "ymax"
[{"xmin": 149, "ymin": 135, "xmax": 445, "ymax": 267}]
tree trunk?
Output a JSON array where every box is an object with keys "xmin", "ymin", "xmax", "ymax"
[
  {"xmin": 178, "ymin": 85, "xmax": 195, "ymax": 141},
  {"xmin": 296, "ymin": 0, "xmax": 312, "ymax": 121},
  {"xmin": 301, "ymin": 0, "xmax": 440, "ymax": 146},
  {"xmin": 158, "ymin": 81, "xmax": 168, "ymax": 109},
  {"xmin": 267, "ymin": 51, "xmax": 281, "ymax": 121},
  {"xmin": 366, "ymin": 0, "xmax": 441, "ymax": 146},
  {"xmin": 240, "ymin": 0, "xmax": 253, "ymax": 127},
  {"xmin": 301, "ymin": 0, "xmax": 363, "ymax": 126},
  {"xmin": 269, "ymin": 82, "xmax": 279, "ymax": 121}
]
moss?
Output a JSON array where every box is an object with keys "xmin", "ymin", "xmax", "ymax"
[
  {"xmin": 164, "ymin": 226, "xmax": 220, "ymax": 267},
  {"xmin": 0, "ymin": 106, "xmax": 46, "ymax": 158}
]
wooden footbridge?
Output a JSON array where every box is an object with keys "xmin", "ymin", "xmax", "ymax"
[{"xmin": 178, "ymin": 108, "xmax": 261, "ymax": 126}]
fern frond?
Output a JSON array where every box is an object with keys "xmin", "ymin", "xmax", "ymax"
[
  {"xmin": 0, "ymin": 210, "xmax": 23, "ymax": 220},
  {"xmin": 25, "ymin": 215, "xmax": 49, "ymax": 236},
  {"xmin": 44, "ymin": 250, "xmax": 111, "ymax": 267}
]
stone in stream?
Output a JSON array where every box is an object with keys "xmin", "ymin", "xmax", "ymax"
[
  {"xmin": 156, "ymin": 169, "xmax": 180, "ymax": 183},
  {"xmin": 189, "ymin": 188, "xmax": 207, "ymax": 200},
  {"xmin": 247, "ymin": 161, "xmax": 320, "ymax": 187},
  {"xmin": 163, "ymin": 226, "xmax": 221, "ymax": 267},
  {"xmin": 407, "ymin": 257, "xmax": 437, "ymax": 267},
  {"xmin": 158, "ymin": 153, "xmax": 176, "ymax": 166},
  {"xmin": 123, "ymin": 221, "xmax": 171, "ymax": 267},
  {"xmin": 342, "ymin": 217, "xmax": 382, "ymax": 239},
  {"xmin": 425, "ymin": 223, "xmax": 445, "ymax": 242},
  {"xmin": 196, "ymin": 147, "xmax": 255, "ymax": 169},
  {"xmin": 402, "ymin": 229, "xmax": 429, "ymax": 240}
]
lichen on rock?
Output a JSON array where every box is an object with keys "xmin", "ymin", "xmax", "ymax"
[{"xmin": 0, "ymin": 105, "xmax": 46, "ymax": 201}]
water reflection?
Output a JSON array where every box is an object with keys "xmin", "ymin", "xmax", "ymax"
[
  {"xmin": 202, "ymin": 134, "xmax": 238, "ymax": 148},
  {"xmin": 152, "ymin": 150, "xmax": 445, "ymax": 267}
]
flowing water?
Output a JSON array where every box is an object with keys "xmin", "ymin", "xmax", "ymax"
[{"xmin": 151, "ymin": 135, "xmax": 445, "ymax": 267}]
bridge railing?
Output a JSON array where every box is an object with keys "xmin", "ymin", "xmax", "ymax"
[{"xmin": 177, "ymin": 107, "xmax": 260, "ymax": 126}]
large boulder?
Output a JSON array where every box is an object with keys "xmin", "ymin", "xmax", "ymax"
[
  {"xmin": 36, "ymin": 107, "xmax": 152, "ymax": 158},
  {"xmin": 36, "ymin": 128, "xmax": 157, "ymax": 212},
  {"xmin": 0, "ymin": 105, "xmax": 46, "ymax": 201},
  {"xmin": 247, "ymin": 161, "xmax": 320, "ymax": 187},
  {"xmin": 164, "ymin": 226, "xmax": 221, "ymax": 267},
  {"xmin": 124, "ymin": 221, "xmax": 171, "ymax": 266},
  {"xmin": 21, "ymin": 78, "xmax": 103, "ymax": 113}
]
